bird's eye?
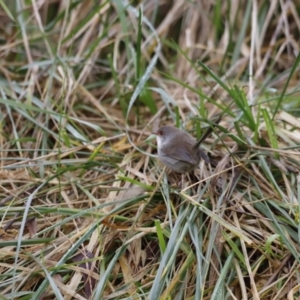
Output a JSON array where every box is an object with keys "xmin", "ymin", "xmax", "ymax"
[{"xmin": 157, "ymin": 129, "xmax": 163, "ymax": 136}]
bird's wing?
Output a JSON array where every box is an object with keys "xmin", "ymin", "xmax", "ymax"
[{"xmin": 162, "ymin": 144, "xmax": 198, "ymax": 165}]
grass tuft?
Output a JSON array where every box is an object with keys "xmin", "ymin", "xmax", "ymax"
[{"xmin": 1, "ymin": 1, "xmax": 300, "ymax": 299}]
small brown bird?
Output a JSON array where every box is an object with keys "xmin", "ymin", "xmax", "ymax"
[{"xmin": 155, "ymin": 119, "xmax": 220, "ymax": 173}]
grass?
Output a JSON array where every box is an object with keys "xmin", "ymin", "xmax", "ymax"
[{"xmin": 1, "ymin": 0, "xmax": 300, "ymax": 299}]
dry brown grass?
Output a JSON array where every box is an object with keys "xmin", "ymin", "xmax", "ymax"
[{"xmin": 1, "ymin": 0, "xmax": 300, "ymax": 299}]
